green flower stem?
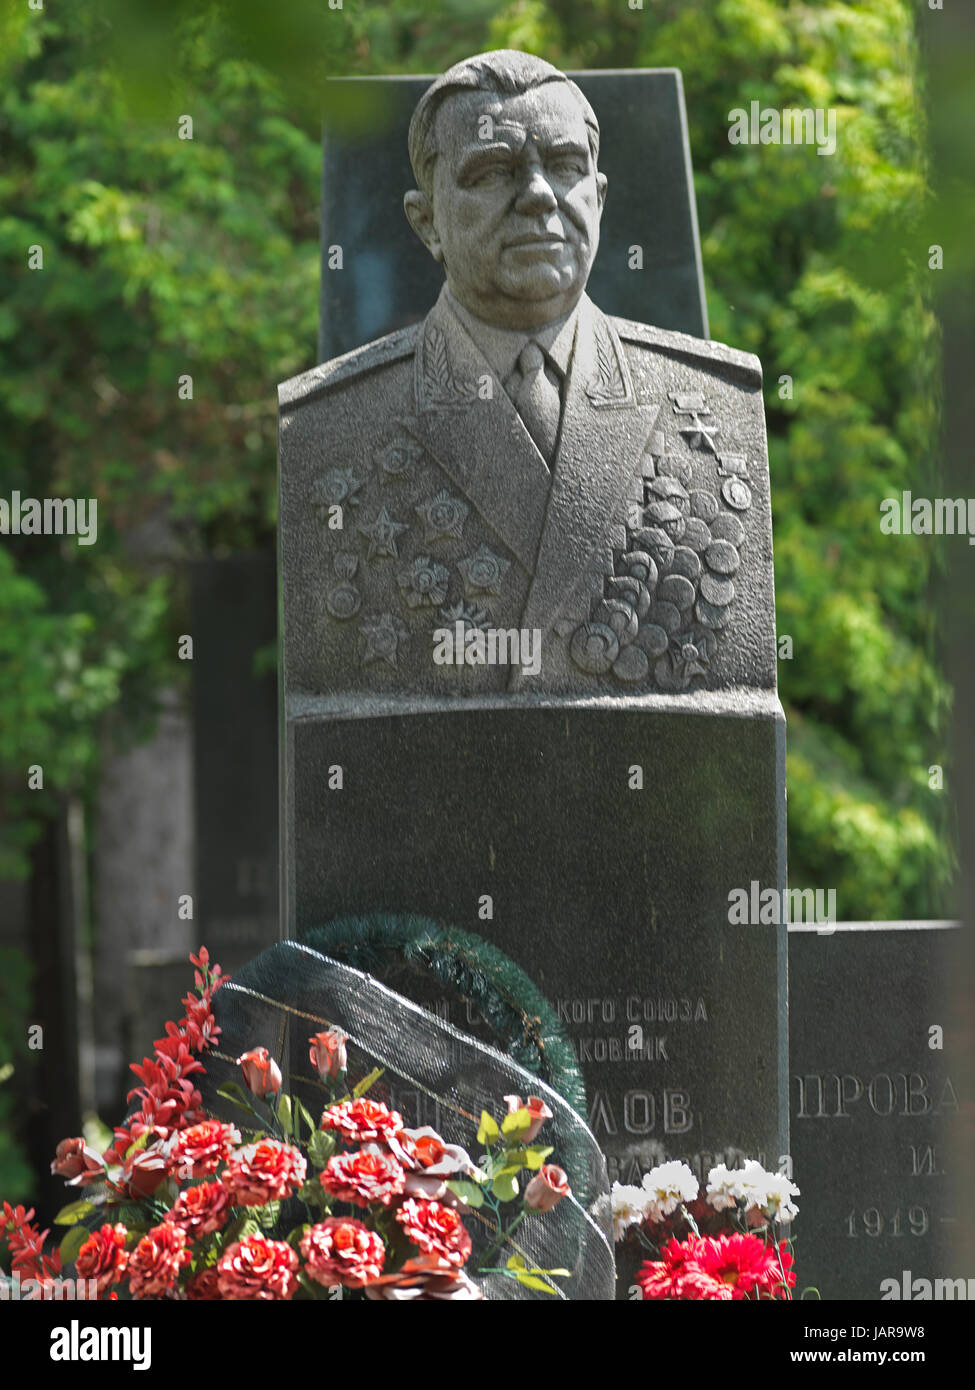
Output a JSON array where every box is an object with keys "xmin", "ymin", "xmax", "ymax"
[{"xmin": 475, "ymin": 1208, "xmax": 528, "ymax": 1272}]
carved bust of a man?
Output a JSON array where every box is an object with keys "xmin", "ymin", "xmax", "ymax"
[{"xmin": 279, "ymin": 50, "xmax": 775, "ymax": 698}]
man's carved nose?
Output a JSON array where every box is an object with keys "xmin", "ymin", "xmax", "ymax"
[{"xmin": 515, "ymin": 171, "xmax": 558, "ymax": 212}]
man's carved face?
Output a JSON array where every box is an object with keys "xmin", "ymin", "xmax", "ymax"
[{"xmin": 409, "ymin": 82, "xmax": 607, "ymax": 331}]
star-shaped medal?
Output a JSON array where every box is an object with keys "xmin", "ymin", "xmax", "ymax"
[{"xmin": 358, "ymin": 507, "xmax": 408, "ymax": 560}]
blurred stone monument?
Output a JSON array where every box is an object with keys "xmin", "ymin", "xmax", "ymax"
[{"xmin": 279, "ymin": 52, "xmax": 787, "ymax": 1214}]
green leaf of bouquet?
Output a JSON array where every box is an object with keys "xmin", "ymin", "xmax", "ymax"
[
  {"xmin": 514, "ymin": 1271, "xmax": 559, "ymax": 1293},
  {"xmin": 297, "ymin": 1177, "xmax": 328, "ymax": 1208},
  {"xmin": 277, "ymin": 1093, "xmax": 293, "ymax": 1139},
  {"xmin": 500, "ymin": 1107, "xmax": 532, "ymax": 1139},
  {"xmin": 295, "ymin": 1097, "xmax": 318, "ymax": 1136},
  {"xmin": 490, "ymin": 1172, "xmax": 519, "ymax": 1203},
  {"xmin": 523, "ymin": 1146, "xmax": 554, "ymax": 1170},
  {"xmin": 256, "ymin": 1200, "xmax": 281, "ymax": 1231},
  {"xmin": 216, "ymin": 1082, "xmax": 263, "ymax": 1117},
  {"xmin": 352, "ymin": 1066, "xmax": 385, "ymax": 1100},
  {"xmin": 307, "ymin": 1127, "xmax": 337, "ymax": 1169},
  {"xmin": 54, "ymin": 1199, "xmax": 95, "ymax": 1225},
  {"xmin": 58, "ymin": 1224, "xmax": 89, "ymax": 1265},
  {"xmin": 444, "ymin": 1180, "xmax": 484, "ymax": 1210},
  {"xmin": 123, "ymin": 1131, "xmax": 150, "ymax": 1160},
  {"xmin": 477, "ymin": 1111, "xmax": 499, "ymax": 1146}
]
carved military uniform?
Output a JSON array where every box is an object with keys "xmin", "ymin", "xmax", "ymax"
[{"xmin": 278, "ymin": 284, "xmax": 775, "ymax": 698}]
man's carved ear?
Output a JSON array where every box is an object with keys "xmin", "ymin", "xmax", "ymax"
[
  {"xmin": 596, "ymin": 171, "xmax": 608, "ymax": 214},
  {"xmin": 404, "ymin": 190, "xmax": 443, "ymax": 263}
]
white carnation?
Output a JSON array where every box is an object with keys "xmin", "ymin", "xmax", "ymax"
[
  {"xmin": 610, "ymin": 1182, "xmax": 648, "ymax": 1242},
  {"xmin": 639, "ymin": 1160, "xmax": 699, "ymax": 1221}
]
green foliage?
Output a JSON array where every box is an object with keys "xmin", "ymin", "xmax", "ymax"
[{"xmin": 0, "ymin": 948, "xmax": 34, "ymax": 1200}]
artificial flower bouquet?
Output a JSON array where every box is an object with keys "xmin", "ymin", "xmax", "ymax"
[
  {"xmin": 0, "ymin": 948, "xmax": 575, "ymax": 1300},
  {"xmin": 612, "ymin": 1158, "xmax": 799, "ymax": 1300}
]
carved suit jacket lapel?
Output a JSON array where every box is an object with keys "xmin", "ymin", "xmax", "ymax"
[
  {"xmin": 519, "ymin": 296, "xmax": 659, "ymax": 639},
  {"xmin": 404, "ymin": 287, "xmax": 551, "ymax": 576}
]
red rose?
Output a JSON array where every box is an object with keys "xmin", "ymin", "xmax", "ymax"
[
  {"xmin": 185, "ymin": 1267, "xmax": 222, "ymax": 1301},
  {"xmin": 309, "ymin": 1028, "xmax": 348, "ymax": 1082},
  {"xmin": 75, "ymin": 1224, "xmax": 129, "ymax": 1296},
  {"xmin": 320, "ymin": 1097, "xmax": 403, "ymax": 1145},
  {"xmin": 300, "ymin": 1218, "xmax": 385, "ymax": 1287},
  {"xmin": 386, "ymin": 1126, "xmax": 478, "ymax": 1201},
  {"xmin": 524, "ymin": 1164, "xmax": 570, "ymax": 1212},
  {"xmin": 217, "ymin": 1234, "xmax": 298, "ymax": 1301},
  {"xmin": 165, "ymin": 1181, "xmax": 230, "ymax": 1238},
  {"xmin": 171, "ymin": 1119, "xmax": 241, "ymax": 1179},
  {"xmin": 502, "ymin": 1094, "xmax": 553, "ymax": 1144},
  {"xmin": 237, "ymin": 1046, "xmax": 282, "ymax": 1098},
  {"xmin": 223, "ymin": 1139, "xmax": 307, "ymax": 1207},
  {"xmin": 321, "ymin": 1145, "xmax": 405, "ymax": 1208},
  {"xmin": 394, "ymin": 1198, "xmax": 472, "ymax": 1267},
  {"xmin": 51, "ymin": 1138, "xmax": 105, "ymax": 1186},
  {"xmin": 127, "ymin": 1223, "xmax": 191, "ymax": 1299}
]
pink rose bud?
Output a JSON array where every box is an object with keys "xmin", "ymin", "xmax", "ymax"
[
  {"xmin": 309, "ymin": 1028, "xmax": 348, "ymax": 1082},
  {"xmin": 503, "ymin": 1094, "xmax": 554, "ymax": 1144},
  {"xmin": 524, "ymin": 1164, "xmax": 570, "ymax": 1212},
  {"xmin": 237, "ymin": 1046, "xmax": 283, "ymax": 1098}
]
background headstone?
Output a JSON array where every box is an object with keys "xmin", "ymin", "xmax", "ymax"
[
  {"xmin": 789, "ymin": 922, "xmax": 962, "ymax": 1300},
  {"xmin": 191, "ymin": 552, "xmax": 279, "ymax": 974}
]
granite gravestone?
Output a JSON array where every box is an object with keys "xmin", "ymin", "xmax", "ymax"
[
  {"xmin": 191, "ymin": 553, "xmax": 279, "ymax": 973},
  {"xmin": 789, "ymin": 922, "xmax": 962, "ymax": 1301},
  {"xmin": 279, "ymin": 51, "xmax": 787, "ymax": 1201}
]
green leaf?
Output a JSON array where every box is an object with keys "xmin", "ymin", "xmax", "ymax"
[
  {"xmin": 506, "ymin": 1253, "xmax": 526, "ymax": 1271},
  {"xmin": 54, "ymin": 1199, "xmax": 95, "ymax": 1225},
  {"xmin": 444, "ymin": 1180, "xmax": 484, "ymax": 1210},
  {"xmin": 523, "ymin": 1146, "xmax": 554, "ymax": 1170},
  {"xmin": 277, "ymin": 1093, "xmax": 293, "ymax": 1139},
  {"xmin": 500, "ymin": 1107, "xmax": 532, "ymax": 1139},
  {"xmin": 490, "ymin": 1172, "xmax": 519, "ymax": 1203},
  {"xmin": 256, "ymin": 1200, "xmax": 281, "ymax": 1231},
  {"xmin": 295, "ymin": 1097, "xmax": 317, "ymax": 1138},
  {"xmin": 307, "ymin": 1127, "xmax": 336, "ymax": 1170},
  {"xmin": 58, "ymin": 1224, "xmax": 90, "ymax": 1266},
  {"xmin": 513, "ymin": 1271, "xmax": 559, "ymax": 1294},
  {"xmin": 352, "ymin": 1066, "xmax": 384, "ymax": 1100},
  {"xmin": 297, "ymin": 1178, "xmax": 329, "ymax": 1208},
  {"xmin": 477, "ymin": 1111, "xmax": 499, "ymax": 1146}
]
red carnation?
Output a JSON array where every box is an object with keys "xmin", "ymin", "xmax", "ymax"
[
  {"xmin": 321, "ymin": 1145, "xmax": 405, "ymax": 1208},
  {"xmin": 223, "ymin": 1139, "xmax": 307, "ymax": 1207},
  {"xmin": 320, "ymin": 1097, "xmax": 403, "ymax": 1145},
  {"xmin": 217, "ymin": 1234, "xmax": 298, "ymax": 1301},
  {"xmin": 395, "ymin": 1197, "xmax": 472, "ymax": 1267},
  {"xmin": 300, "ymin": 1218, "xmax": 385, "ymax": 1288},
  {"xmin": 171, "ymin": 1120, "xmax": 241, "ymax": 1179},
  {"xmin": 127, "ymin": 1223, "xmax": 191, "ymax": 1299},
  {"xmin": 165, "ymin": 1181, "xmax": 230, "ymax": 1238},
  {"xmin": 75, "ymin": 1223, "xmax": 129, "ymax": 1296}
]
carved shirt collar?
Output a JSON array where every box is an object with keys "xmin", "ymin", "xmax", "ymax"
[{"xmin": 442, "ymin": 285, "xmax": 578, "ymax": 384}]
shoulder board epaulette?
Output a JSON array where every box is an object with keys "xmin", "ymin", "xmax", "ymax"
[
  {"xmin": 278, "ymin": 323, "xmax": 421, "ymax": 409},
  {"xmin": 611, "ymin": 316, "xmax": 762, "ymax": 387}
]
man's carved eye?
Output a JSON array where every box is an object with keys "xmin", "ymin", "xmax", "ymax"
[
  {"xmin": 548, "ymin": 155, "xmax": 586, "ymax": 176},
  {"xmin": 470, "ymin": 163, "xmax": 512, "ymax": 186}
]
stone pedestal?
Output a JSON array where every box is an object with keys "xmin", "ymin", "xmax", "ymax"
[{"xmin": 285, "ymin": 689, "xmax": 788, "ymax": 1184}]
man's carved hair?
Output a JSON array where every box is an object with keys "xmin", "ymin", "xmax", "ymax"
[{"xmin": 408, "ymin": 49, "xmax": 600, "ymax": 198}]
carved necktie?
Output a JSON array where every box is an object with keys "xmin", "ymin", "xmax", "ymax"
[{"xmin": 508, "ymin": 341, "xmax": 562, "ymax": 467}]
